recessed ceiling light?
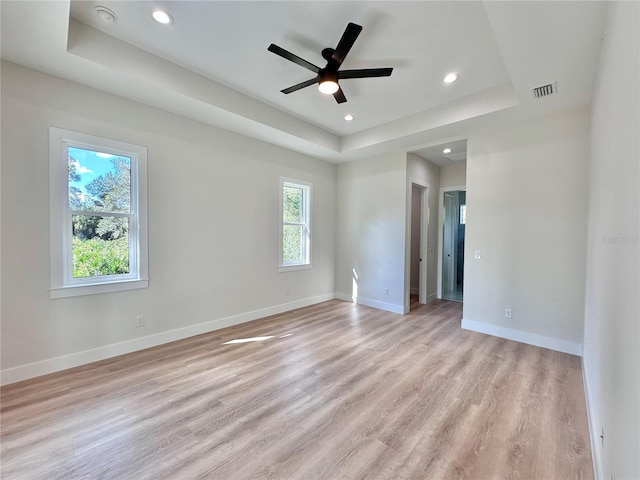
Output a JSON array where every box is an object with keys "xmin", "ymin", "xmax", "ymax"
[
  {"xmin": 152, "ymin": 9, "xmax": 174, "ymax": 25},
  {"xmin": 95, "ymin": 6, "xmax": 117, "ymax": 24},
  {"xmin": 443, "ymin": 148, "xmax": 452, "ymax": 154},
  {"xmin": 443, "ymin": 73, "xmax": 458, "ymax": 84},
  {"xmin": 344, "ymin": 114, "xmax": 354, "ymax": 121}
]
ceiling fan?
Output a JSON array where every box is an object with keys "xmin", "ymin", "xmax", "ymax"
[{"xmin": 268, "ymin": 22, "xmax": 393, "ymax": 104}]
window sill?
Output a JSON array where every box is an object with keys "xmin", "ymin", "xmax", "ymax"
[
  {"xmin": 278, "ymin": 263, "xmax": 312, "ymax": 273},
  {"xmin": 50, "ymin": 279, "xmax": 149, "ymax": 299}
]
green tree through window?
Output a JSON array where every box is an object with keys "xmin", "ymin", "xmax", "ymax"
[
  {"xmin": 280, "ymin": 178, "xmax": 311, "ymax": 269},
  {"xmin": 67, "ymin": 149, "xmax": 131, "ymax": 278}
]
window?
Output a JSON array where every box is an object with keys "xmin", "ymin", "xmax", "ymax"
[
  {"xmin": 460, "ymin": 204, "xmax": 466, "ymax": 225},
  {"xmin": 279, "ymin": 177, "xmax": 311, "ymax": 271},
  {"xmin": 49, "ymin": 128, "xmax": 148, "ymax": 298}
]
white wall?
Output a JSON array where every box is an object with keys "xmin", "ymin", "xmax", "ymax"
[
  {"xmin": 335, "ymin": 151, "xmax": 407, "ymax": 313},
  {"xmin": 440, "ymin": 162, "xmax": 467, "ymax": 188},
  {"xmin": 406, "ymin": 153, "xmax": 440, "ymax": 304},
  {"xmin": 462, "ymin": 108, "xmax": 589, "ymax": 355},
  {"xmin": 0, "ymin": 61, "xmax": 337, "ymax": 383},
  {"xmin": 583, "ymin": 2, "xmax": 640, "ymax": 479}
]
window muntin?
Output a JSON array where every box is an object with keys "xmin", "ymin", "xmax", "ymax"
[
  {"xmin": 279, "ymin": 178, "xmax": 311, "ymax": 271},
  {"xmin": 50, "ymin": 128, "xmax": 148, "ymax": 298}
]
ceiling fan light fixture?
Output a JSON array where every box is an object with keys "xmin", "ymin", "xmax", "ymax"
[
  {"xmin": 152, "ymin": 9, "xmax": 174, "ymax": 25},
  {"xmin": 268, "ymin": 22, "xmax": 392, "ymax": 104},
  {"xmin": 319, "ymin": 80, "xmax": 339, "ymax": 94},
  {"xmin": 318, "ymin": 69, "xmax": 339, "ymax": 95}
]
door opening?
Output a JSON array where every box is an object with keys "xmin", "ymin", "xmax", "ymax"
[
  {"xmin": 441, "ymin": 190, "xmax": 465, "ymax": 302},
  {"xmin": 409, "ymin": 183, "xmax": 428, "ymax": 308}
]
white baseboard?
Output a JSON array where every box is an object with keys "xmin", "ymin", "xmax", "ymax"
[
  {"xmin": 334, "ymin": 292, "xmax": 353, "ymax": 303},
  {"xmin": 0, "ymin": 293, "xmax": 335, "ymax": 386},
  {"xmin": 582, "ymin": 357, "xmax": 603, "ymax": 479},
  {"xmin": 461, "ymin": 318, "xmax": 583, "ymax": 356},
  {"xmin": 408, "ymin": 291, "xmax": 436, "ymax": 302},
  {"xmin": 335, "ymin": 292, "xmax": 404, "ymax": 315}
]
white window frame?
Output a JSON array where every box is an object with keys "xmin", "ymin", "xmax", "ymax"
[
  {"xmin": 49, "ymin": 127, "xmax": 149, "ymax": 298},
  {"xmin": 279, "ymin": 177, "xmax": 312, "ymax": 272}
]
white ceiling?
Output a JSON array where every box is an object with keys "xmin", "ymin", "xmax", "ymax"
[
  {"xmin": 0, "ymin": 1, "xmax": 608, "ymax": 164},
  {"xmin": 414, "ymin": 139, "xmax": 467, "ymax": 167}
]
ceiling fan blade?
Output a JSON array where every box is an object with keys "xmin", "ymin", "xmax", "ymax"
[
  {"xmin": 339, "ymin": 68, "xmax": 393, "ymax": 79},
  {"xmin": 268, "ymin": 44, "xmax": 320, "ymax": 73},
  {"xmin": 281, "ymin": 77, "xmax": 318, "ymax": 94},
  {"xmin": 332, "ymin": 22, "xmax": 362, "ymax": 66},
  {"xmin": 333, "ymin": 86, "xmax": 347, "ymax": 104}
]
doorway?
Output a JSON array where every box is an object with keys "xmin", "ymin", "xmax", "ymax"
[
  {"xmin": 440, "ymin": 189, "xmax": 465, "ymax": 302},
  {"xmin": 409, "ymin": 183, "xmax": 428, "ymax": 308}
]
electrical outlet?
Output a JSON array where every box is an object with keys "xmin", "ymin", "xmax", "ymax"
[
  {"xmin": 474, "ymin": 250, "xmax": 481, "ymax": 259},
  {"xmin": 136, "ymin": 315, "xmax": 145, "ymax": 327},
  {"xmin": 504, "ymin": 309, "xmax": 512, "ymax": 319},
  {"xmin": 383, "ymin": 288, "xmax": 389, "ymax": 296}
]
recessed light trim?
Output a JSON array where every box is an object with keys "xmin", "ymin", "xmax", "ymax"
[
  {"xmin": 344, "ymin": 114, "xmax": 354, "ymax": 121},
  {"xmin": 443, "ymin": 73, "xmax": 458, "ymax": 84},
  {"xmin": 443, "ymin": 148, "xmax": 452, "ymax": 154},
  {"xmin": 152, "ymin": 9, "xmax": 174, "ymax": 25}
]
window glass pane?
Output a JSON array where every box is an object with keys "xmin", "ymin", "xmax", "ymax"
[
  {"xmin": 282, "ymin": 224, "xmax": 303, "ymax": 264},
  {"xmin": 72, "ymin": 215, "xmax": 129, "ymax": 277},
  {"xmin": 68, "ymin": 147, "xmax": 131, "ymax": 213},
  {"xmin": 283, "ymin": 185, "xmax": 303, "ymax": 223}
]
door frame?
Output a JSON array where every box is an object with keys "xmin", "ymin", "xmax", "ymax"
[
  {"xmin": 418, "ymin": 185, "xmax": 429, "ymax": 304},
  {"xmin": 404, "ymin": 180, "xmax": 430, "ymax": 312},
  {"xmin": 437, "ymin": 185, "xmax": 466, "ymax": 299},
  {"xmin": 443, "ymin": 192, "xmax": 457, "ymax": 293}
]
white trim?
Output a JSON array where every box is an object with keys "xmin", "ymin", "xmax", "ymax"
[
  {"xmin": 278, "ymin": 177, "xmax": 312, "ymax": 270},
  {"xmin": 0, "ymin": 293, "xmax": 335, "ymax": 386},
  {"xmin": 461, "ymin": 318, "xmax": 582, "ymax": 356},
  {"xmin": 50, "ymin": 278, "xmax": 149, "ymax": 299},
  {"xmin": 49, "ymin": 127, "xmax": 149, "ymax": 298},
  {"xmin": 278, "ymin": 264, "xmax": 312, "ymax": 273},
  {"xmin": 405, "ymin": 178, "xmax": 431, "ymax": 310},
  {"xmin": 410, "ymin": 289, "xmax": 436, "ymax": 302},
  {"xmin": 418, "ymin": 185, "xmax": 429, "ymax": 304},
  {"xmin": 335, "ymin": 292, "xmax": 405, "ymax": 315},
  {"xmin": 582, "ymin": 358, "xmax": 603, "ymax": 480}
]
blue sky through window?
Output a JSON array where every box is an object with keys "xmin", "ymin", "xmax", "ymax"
[{"xmin": 68, "ymin": 146, "xmax": 130, "ymax": 195}]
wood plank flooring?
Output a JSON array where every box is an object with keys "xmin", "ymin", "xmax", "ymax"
[{"xmin": 0, "ymin": 299, "xmax": 593, "ymax": 479}]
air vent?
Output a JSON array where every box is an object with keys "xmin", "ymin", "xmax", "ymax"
[
  {"xmin": 445, "ymin": 152, "xmax": 467, "ymax": 162},
  {"xmin": 532, "ymin": 82, "xmax": 557, "ymax": 98}
]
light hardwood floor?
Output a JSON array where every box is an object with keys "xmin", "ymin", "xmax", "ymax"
[{"xmin": 0, "ymin": 299, "xmax": 593, "ymax": 479}]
